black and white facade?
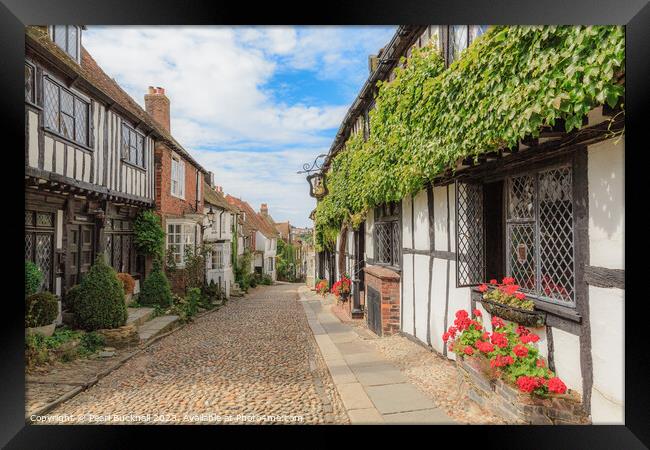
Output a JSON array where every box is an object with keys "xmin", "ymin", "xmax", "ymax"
[
  {"xmin": 317, "ymin": 25, "xmax": 625, "ymax": 424},
  {"xmin": 25, "ymin": 26, "xmax": 157, "ymax": 312}
]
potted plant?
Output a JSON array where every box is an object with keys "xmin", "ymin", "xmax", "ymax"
[
  {"xmin": 331, "ymin": 275, "xmax": 351, "ymax": 303},
  {"xmin": 25, "ymin": 291, "xmax": 59, "ymax": 337},
  {"xmin": 315, "ymin": 279, "xmax": 329, "ymax": 298},
  {"xmin": 476, "ymin": 277, "xmax": 545, "ymax": 327}
]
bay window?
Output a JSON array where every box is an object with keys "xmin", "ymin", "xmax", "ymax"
[{"xmin": 167, "ymin": 222, "xmax": 196, "ymax": 266}]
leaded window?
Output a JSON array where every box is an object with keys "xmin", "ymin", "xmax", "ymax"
[
  {"xmin": 121, "ymin": 123, "xmax": 145, "ymax": 168},
  {"xmin": 506, "ymin": 166, "xmax": 575, "ymax": 306},
  {"xmin": 43, "ymin": 77, "xmax": 90, "ymax": 147},
  {"xmin": 25, "ymin": 210, "xmax": 55, "ymax": 291},
  {"xmin": 51, "ymin": 25, "xmax": 81, "ymax": 62},
  {"xmin": 456, "ymin": 181, "xmax": 486, "ymax": 286},
  {"xmin": 374, "ymin": 202, "xmax": 400, "ymax": 268},
  {"xmin": 25, "ymin": 64, "xmax": 35, "ymax": 103}
]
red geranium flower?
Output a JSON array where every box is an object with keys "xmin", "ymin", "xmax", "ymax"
[
  {"xmin": 442, "ymin": 332, "xmax": 450, "ymax": 342},
  {"xmin": 491, "ymin": 317, "xmax": 505, "ymax": 329},
  {"xmin": 547, "ymin": 377, "xmax": 567, "ymax": 394},
  {"xmin": 502, "ymin": 277, "xmax": 515, "ymax": 285},
  {"xmin": 536, "ymin": 359, "xmax": 546, "ymax": 368},
  {"xmin": 478, "ymin": 284, "xmax": 488, "ymax": 293},
  {"xmin": 520, "ymin": 333, "xmax": 540, "ymax": 344},
  {"xmin": 516, "ymin": 376, "xmax": 544, "ymax": 393},
  {"xmin": 513, "ymin": 344, "xmax": 529, "ymax": 357},
  {"xmin": 515, "ymin": 292, "xmax": 526, "ymax": 300},
  {"xmin": 481, "ymin": 332, "xmax": 489, "ymax": 340},
  {"xmin": 489, "ymin": 279, "xmax": 498, "ymax": 285},
  {"xmin": 476, "ymin": 340, "xmax": 495, "ymax": 353},
  {"xmin": 491, "ymin": 332, "xmax": 509, "ymax": 348},
  {"xmin": 473, "ymin": 308, "xmax": 482, "ymax": 317},
  {"xmin": 463, "ymin": 346, "xmax": 474, "ymax": 356}
]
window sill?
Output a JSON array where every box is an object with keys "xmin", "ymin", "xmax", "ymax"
[
  {"xmin": 25, "ymin": 100, "xmax": 42, "ymax": 111},
  {"xmin": 170, "ymin": 192, "xmax": 185, "ymax": 200},
  {"xmin": 43, "ymin": 128, "xmax": 93, "ymax": 152},
  {"xmin": 121, "ymin": 158, "xmax": 147, "ymax": 172}
]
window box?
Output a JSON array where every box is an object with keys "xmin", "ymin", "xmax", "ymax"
[{"xmin": 477, "ymin": 295, "xmax": 546, "ymax": 328}]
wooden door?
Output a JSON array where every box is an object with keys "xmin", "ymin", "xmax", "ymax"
[{"xmin": 67, "ymin": 224, "xmax": 95, "ymax": 287}]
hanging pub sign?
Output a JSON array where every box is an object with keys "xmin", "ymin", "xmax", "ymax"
[{"xmin": 517, "ymin": 243, "xmax": 527, "ymax": 263}]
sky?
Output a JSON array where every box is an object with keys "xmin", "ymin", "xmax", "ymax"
[{"xmin": 83, "ymin": 26, "xmax": 396, "ymax": 228}]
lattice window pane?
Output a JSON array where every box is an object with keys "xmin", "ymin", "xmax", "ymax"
[
  {"xmin": 508, "ymin": 223, "xmax": 536, "ymax": 291},
  {"xmin": 74, "ymin": 98, "xmax": 88, "ymax": 145},
  {"xmin": 25, "ymin": 234, "xmax": 34, "ymax": 260},
  {"xmin": 122, "ymin": 235, "xmax": 132, "ymax": 273},
  {"xmin": 113, "ymin": 235, "xmax": 122, "ymax": 272},
  {"xmin": 508, "ymin": 174, "xmax": 535, "ymax": 219},
  {"xmin": 67, "ymin": 26, "xmax": 78, "ymax": 60},
  {"xmin": 539, "ymin": 167, "xmax": 574, "ymax": 304},
  {"xmin": 35, "ymin": 234, "xmax": 52, "ymax": 291},
  {"xmin": 106, "ymin": 235, "xmax": 113, "ymax": 262},
  {"xmin": 456, "ymin": 181, "xmax": 485, "ymax": 286},
  {"xmin": 25, "ymin": 211, "xmax": 34, "ymax": 227},
  {"xmin": 61, "ymin": 114, "xmax": 74, "ymax": 139},
  {"xmin": 391, "ymin": 221, "xmax": 400, "ymax": 267},
  {"xmin": 36, "ymin": 212, "xmax": 53, "ymax": 228},
  {"xmin": 25, "ymin": 64, "xmax": 35, "ymax": 102},
  {"xmin": 121, "ymin": 125, "xmax": 130, "ymax": 160},
  {"xmin": 43, "ymin": 79, "xmax": 60, "ymax": 131},
  {"xmin": 53, "ymin": 25, "xmax": 67, "ymax": 50}
]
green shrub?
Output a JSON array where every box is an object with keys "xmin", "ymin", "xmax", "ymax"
[
  {"xmin": 140, "ymin": 258, "xmax": 173, "ymax": 308},
  {"xmin": 75, "ymin": 254, "xmax": 127, "ymax": 331},
  {"xmin": 25, "ymin": 261, "xmax": 42, "ymax": 297},
  {"xmin": 25, "ymin": 291, "xmax": 58, "ymax": 328},
  {"xmin": 261, "ymin": 274, "xmax": 273, "ymax": 285},
  {"xmin": 63, "ymin": 284, "xmax": 81, "ymax": 313},
  {"xmin": 201, "ymin": 281, "xmax": 221, "ymax": 308},
  {"xmin": 186, "ymin": 287, "xmax": 200, "ymax": 317},
  {"xmin": 25, "ymin": 333, "xmax": 50, "ymax": 368},
  {"xmin": 79, "ymin": 331, "xmax": 105, "ymax": 355}
]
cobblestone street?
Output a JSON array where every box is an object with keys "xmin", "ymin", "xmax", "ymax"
[{"xmin": 43, "ymin": 284, "xmax": 349, "ymax": 425}]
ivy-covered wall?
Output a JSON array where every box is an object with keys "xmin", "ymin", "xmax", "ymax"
[{"xmin": 314, "ymin": 25, "xmax": 625, "ymax": 250}]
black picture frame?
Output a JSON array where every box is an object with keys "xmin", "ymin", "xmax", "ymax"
[{"xmin": 1, "ymin": 0, "xmax": 647, "ymax": 447}]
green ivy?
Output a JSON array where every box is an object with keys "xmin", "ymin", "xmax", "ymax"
[
  {"xmin": 133, "ymin": 210, "xmax": 165, "ymax": 258},
  {"xmin": 315, "ymin": 26, "xmax": 625, "ymax": 231}
]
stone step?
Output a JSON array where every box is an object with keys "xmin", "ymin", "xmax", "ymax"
[
  {"xmin": 126, "ymin": 307, "xmax": 155, "ymax": 328},
  {"xmin": 138, "ymin": 315, "xmax": 180, "ymax": 342}
]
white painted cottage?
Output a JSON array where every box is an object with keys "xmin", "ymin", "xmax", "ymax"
[{"xmin": 314, "ymin": 25, "xmax": 624, "ymax": 424}]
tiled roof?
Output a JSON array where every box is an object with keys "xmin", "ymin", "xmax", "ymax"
[
  {"xmin": 274, "ymin": 221, "xmax": 291, "ymax": 241},
  {"xmin": 25, "ymin": 25, "xmax": 209, "ymax": 175},
  {"xmin": 203, "ymin": 182, "xmax": 236, "ymax": 212},
  {"xmin": 225, "ymin": 195, "xmax": 279, "ymax": 239}
]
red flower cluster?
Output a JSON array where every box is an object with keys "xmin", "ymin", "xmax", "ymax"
[
  {"xmin": 520, "ymin": 333, "xmax": 540, "ymax": 344},
  {"xmin": 315, "ymin": 280, "xmax": 329, "ymax": 297},
  {"xmin": 491, "ymin": 316, "xmax": 505, "ymax": 329},
  {"xmin": 513, "ymin": 344, "xmax": 529, "ymax": 357},
  {"xmin": 547, "ymin": 377, "xmax": 568, "ymax": 394},
  {"xmin": 463, "ymin": 346, "xmax": 474, "ymax": 356},
  {"xmin": 331, "ymin": 276, "xmax": 351, "ymax": 298},
  {"xmin": 490, "ymin": 354, "xmax": 514, "ymax": 368},
  {"xmin": 490, "ymin": 331, "xmax": 509, "ymax": 348},
  {"xmin": 473, "ymin": 308, "xmax": 482, "ymax": 317},
  {"xmin": 516, "ymin": 376, "xmax": 545, "ymax": 393},
  {"xmin": 475, "ymin": 340, "xmax": 495, "ymax": 353}
]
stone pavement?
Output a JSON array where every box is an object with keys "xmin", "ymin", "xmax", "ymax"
[
  {"xmin": 299, "ymin": 286, "xmax": 455, "ymax": 425},
  {"xmin": 40, "ymin": 284, "xmax": 349, "ymax": 425}
]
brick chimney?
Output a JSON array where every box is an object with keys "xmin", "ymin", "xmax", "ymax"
[
  {"xmin": 144, "ymin": 86, "xmax": 170, "ymax": 133},
  {"xmin": 260, "ymin": 203, "xmax": 268, "ymax": 217}
]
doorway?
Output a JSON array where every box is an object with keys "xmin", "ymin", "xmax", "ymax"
[{"xmin": 67, "ymin": 223, "xmax": 95, "ymax": 288}]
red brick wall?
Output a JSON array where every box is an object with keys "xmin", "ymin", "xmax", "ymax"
[
  {"xmin": 364, "ymin": 265, "xmax": 400, "ymax": 335},
  {"xmin": 154, "ymin": 142, "xmax": 203, "ymax": 224}
]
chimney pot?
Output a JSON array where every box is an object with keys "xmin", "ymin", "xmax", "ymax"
[
  {"xmin": 145, "ymin": 86, "xmax": 171, "ymax": 132},
  {"xmin": 260, "ymin": 203, "xmax": 268, "ymax": 216}
]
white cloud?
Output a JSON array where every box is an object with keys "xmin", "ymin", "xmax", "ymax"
[{"xmin": 83, "ymin": 25, "xmax": 395, "ymax": 227}]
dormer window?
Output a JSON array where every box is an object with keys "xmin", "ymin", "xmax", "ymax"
[{"xmin": 51, "ymin": 25, "xmax": 81, "ymax": 63}]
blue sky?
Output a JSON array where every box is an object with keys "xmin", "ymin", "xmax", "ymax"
[{"xmin": 83, "ymin": 26, "xmax": 396, "ymax": 227}]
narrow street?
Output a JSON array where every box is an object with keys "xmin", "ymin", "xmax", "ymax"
[{"xmin": 45, "ymin": 284, "xmax": 349, "ymax": 424}]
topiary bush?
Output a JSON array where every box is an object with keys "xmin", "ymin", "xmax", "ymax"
[
  {"xmin": 25, "ymin": 261, "xmax": 42, "ymax": 297},
  {"xmin": 133, "ymin": 210, "xmax": 165, "ymax": 259},
  {"xmin": 25, "ymin": 292, "xmax": 58, "ymax": 328},
  {"xmin": 63, "ymin": 284, "xmax": 81, "ymax": 313},
  {"xmin": 139, "ymin": 258, "xmax": 173, "ymax": 308},
  {"xmin": 75, "ymin": 254, "xmax": 127, "ymax": 331}
]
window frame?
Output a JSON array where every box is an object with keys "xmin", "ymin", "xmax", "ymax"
[
  {"xmin": 42, "ymin": 75, "xmax": 91, "ymax": 148},
  {"xmin": 443, "ymin": 25, "xmax": 489, "ymax": 67},
  {"xmin": 50, "ymin": 25, "xmax": 81, "ymax": 63},
  {"xmin": 166, "ymin": 221, "xmax": 196, "ymax": 267},
  {"xmin": 373, "ymin": 201, "xmax": 401, "ymax": 270},
  {"xmin": 170, "ymin": 155, "xmax": 185, "ymax": 199},
  {"xmin": 120, "ymin": 122, "xmax": 146, "ymax": 169},
  {"xmin": 25, "ymin": 62, "xmax": 37, "ymax": 105}
]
